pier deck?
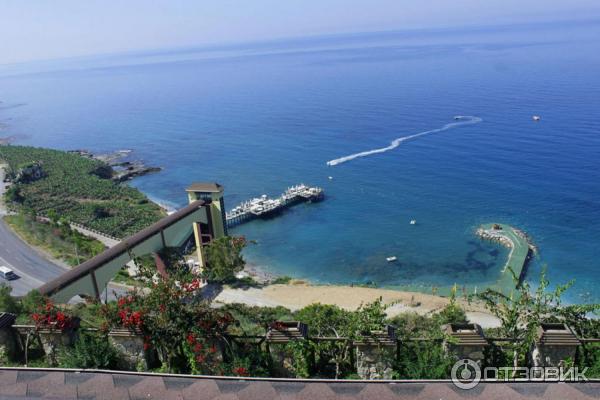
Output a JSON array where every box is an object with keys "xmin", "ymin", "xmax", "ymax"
[{"xmin": 226, "ymin": 184, "xmax": 323, "ymax": 227}]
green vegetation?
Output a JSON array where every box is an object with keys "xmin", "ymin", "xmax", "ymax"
[
  {"xmin": 0, "ymin": 145, "xmax": 164, "ymax": 238},
  {"xmin": 202, "ymin": 236, "xmax": 247, "ymax": 283},
  {"xmin": 475, "ymin": 267, "xmax": 600, "ymax": 373},
  {"xmin": 0, "ymin": 284, "xmax": 19, "ymax": 314},
  {"xmin": 2, "ymin": 258, "xmax": 600, "ymax": 378},
  {"xmin": 4, "ymin": 213, "xmax": 106, "ymax": 266},
  {"xmin": 58, "ymin": 331, "xmax": 121, "ymax": 369},
  {"xmin": 271, "ymin": 275, "xmax": 293, "ymax": 284}
]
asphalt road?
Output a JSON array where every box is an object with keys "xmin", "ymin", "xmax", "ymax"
[
  {"xmin": 0, "ymin": 218, "xmax": 69, "ymax": 296},
  {"xmin": 0, "ymin": 164, "xmax": 129, "ymax": 301}
]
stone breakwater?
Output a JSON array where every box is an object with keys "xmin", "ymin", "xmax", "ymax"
[
  {"xmin": 476, "ymin": 223, "xmax": 535, "ymax": 290},
  {"xmin": 476, "ymin": 225, "xmax": 536, "ymax": 253}
]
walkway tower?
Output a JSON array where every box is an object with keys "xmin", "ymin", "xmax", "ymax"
[{"xmin": 185, "ymin": 183, "xmax": 228, "ymax": 267}]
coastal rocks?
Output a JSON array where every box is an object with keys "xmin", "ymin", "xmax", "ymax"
[
  {"xmin": 476, "ymin": 224, "xmax": 536, "ymax": 253},
  {"xmin": 354, "ymin": 326, "xmax": 397, "ymax": 380},
  {"xmin": 13, "ymin": 161, "xmax": 45, "ymax": 184},
  {"xmin": 69, "ymin": 149, "xmax": 162, "ymax": 182},
  {"xmin": 476, "ymin": 227, "xmax": 514, "ymax": 249}
]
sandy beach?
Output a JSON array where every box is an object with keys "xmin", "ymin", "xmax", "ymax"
[{"xmin": 214, "ymin": 281, "xmax": 502, "ymax": 328}]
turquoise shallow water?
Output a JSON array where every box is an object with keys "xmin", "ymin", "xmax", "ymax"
[{"xmin": 1, "ymin": 20, "xmax": 599, "ymax": 302}]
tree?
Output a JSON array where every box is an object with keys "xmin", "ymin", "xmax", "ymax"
[
  {"xmin": 293, "ymin": 299, "xmax": 389, "ymax": 378},
  {"xmin": 0, "ymin": 284, "xmax": 20, "ymax": 314},
  {"xmin": 436, "ymin": 284, "xmax": 468, "ymax": 325},
  {"xmin": 202, "ymin": 236, "xmax": 247, "ymax": 283},
  {"xmin": 474, "ymin": 267, "xmax": 599, "ymax": 372}
]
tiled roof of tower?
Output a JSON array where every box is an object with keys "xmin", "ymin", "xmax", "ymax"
[
  {"xmin": 186, "ymin": 182, "xmax": 224, "ymax": 193},
  {"xmin": 1, "ymin": 369, "xmax": 598, "ymax": 400}
]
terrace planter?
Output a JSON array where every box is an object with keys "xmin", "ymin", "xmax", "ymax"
[
  {"xmin": 443, "ymin": 323, "xmax": 488, "ymax": 365},
  {"xmin": 37, "ymin": 318, "xmax": 80, "ymax": 366},
  {"xmin": 108, "ymin": 328, "xmax": 155, "ymax": 370},
  {"xmin": 0, "ymin": 313, "xmax": 18, "ymax": 362},
  {"xmin": 530, "ymin": 323, "xmax": 580, "ymax": 367},
  {"xmin": 354, "ymin": 325, "xmax": 397, "ymax": 380},
  {"xmin": 267, "ymin": 321, "xmax": 309, "ymax": 378}
]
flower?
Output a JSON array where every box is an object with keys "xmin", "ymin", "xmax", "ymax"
[
  {"xmin": 186, "ymin": 333, "xmax": 196, "ymax": 345},
  {"xmin": 233, "ymin": 367, "xmax": 249, "ymax": 376}
]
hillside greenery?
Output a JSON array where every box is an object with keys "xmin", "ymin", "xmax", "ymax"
[
  {"xmin": 4, "ymin": 213, "xmax": 106, "ymax": 267},
  {"xmin": 0, "ymin": 145, "xmax": 164, "ymax": 237}
]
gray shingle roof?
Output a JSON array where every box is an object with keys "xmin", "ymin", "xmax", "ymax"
[
  {"xmin": 0, "ymin": 369, "xmax": 598, "ymax": 399},
  {"xmin": 0, "ymin": 312, "xmax": 16, "ymax": 329}
]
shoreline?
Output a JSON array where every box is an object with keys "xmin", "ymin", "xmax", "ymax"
[
  {"xmin": 0, "ymin": 146, "xmax": 506, "ymax": 326},
  {"xmin": 214, "ymin": 282, "xmax": 501, "ymax": 328}
]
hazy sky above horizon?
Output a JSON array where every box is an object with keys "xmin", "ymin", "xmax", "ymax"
[{"xmin": 2, "ymin": 0, "xmax": 600, "ymax": 64}]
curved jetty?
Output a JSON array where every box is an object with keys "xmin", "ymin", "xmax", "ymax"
[{"xmin": 477, "ymin": 223, "xmax": 535, "ymax": 289}]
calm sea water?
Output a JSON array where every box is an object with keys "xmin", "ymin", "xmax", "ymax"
[{"xmin": 1, "ymin": 20, "xmax": 599, "ymax": 302}]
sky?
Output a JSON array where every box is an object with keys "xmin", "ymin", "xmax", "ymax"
[{"xmin": 2, "ymin": 0, "xmax": 600, "ymax": 65}]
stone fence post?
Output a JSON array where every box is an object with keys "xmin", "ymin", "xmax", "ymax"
[
  {"xmin": 108, "ymin": 328, "xmax": 156, "ymax": 371},
  {"xmin": 266, "ymin": 321, "xmax": 309, "ymax": 378},
  {"xmin": 443, "ymin": 323, "xmax": 488, "ymax": 366},
  {"xmin": 354, "ymin": 325, "xmax": 397, "ymax": 380},
  {"xmin": 530, "ymin": 323, "xmax": 580, "ymax": 367}
]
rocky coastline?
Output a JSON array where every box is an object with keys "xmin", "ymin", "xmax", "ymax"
[{"xmin": 68, "ymin": 149, "xmax": 162, "ymax": 182}]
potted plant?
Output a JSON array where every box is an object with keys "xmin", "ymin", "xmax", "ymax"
[
  {"xmin": 103, "ymin": 294, "xmax": 153, "ymax": 371},
  {"xmin": 31, "ymin": 299, "xmax": 79, "ymax": 365}
]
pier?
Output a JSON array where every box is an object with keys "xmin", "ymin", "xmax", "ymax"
[
  {"xmin": 226, "ymin": 184, "xmax": 324, "ymax": 227},
  {"xmin": 477, "ymin": 223, "xmax": 536, "ymax": 291}
]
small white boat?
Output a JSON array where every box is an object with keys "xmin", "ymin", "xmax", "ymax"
[
  {"xmin": 386, "ymin": 256, "xmax": 397, "ymax": 262},
  {"xmin": 532, "ymin": 115, "xmax": 541, "ymax": 121},
  {"xmin": 410, "ymin": 220, "xmax": 417, "ymax": 225},
  {"xmin": 328, "ymin": 176, "xmax": 333, "ymax": 180},
  {"xmin": 454, "ymin": 116, "xmax": 462, "ymax": 120}
]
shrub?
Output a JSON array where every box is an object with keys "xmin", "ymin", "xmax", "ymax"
[
  {"xmin": 395, "ymin": 341, "xmax": 454, "ymax": 379},
  {"xmin": 31, "ymin": 299, "xmax": 77, "ymax": 332},
  {"xmin": 0, "ymin": 284, "xmax": 20, "ymax": 314},
  {"xmin": 59, "ymin": 331, "xmax": 121, "ymax": 369},
  {"xmin": 271, "ymin": 276, "xmax": 293, "ymax": 285},
  {"xmin": 203, "ymin": 236, "xmax": 247, "ymax": 283}
]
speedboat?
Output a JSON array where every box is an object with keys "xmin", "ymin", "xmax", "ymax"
[
  {"xmin": 532, "ymin": 115, "xmax": 541, "ymax": 121},
  {"xmin": 410, "ymin": 220, "xmax": 417, "ymax": 225},
  {"xmin": 386, "ymin": 256, "xmax": 397, "ymax": 262}
]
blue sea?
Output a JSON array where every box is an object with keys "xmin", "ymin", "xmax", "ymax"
[{"xmin": 1, "ymin": 20, "xmax": 599, "ymax": 303}]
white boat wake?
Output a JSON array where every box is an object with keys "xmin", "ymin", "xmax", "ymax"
[{"xmin": 326, "ymin": 116, "xmax": 482, "ymax": 166}]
